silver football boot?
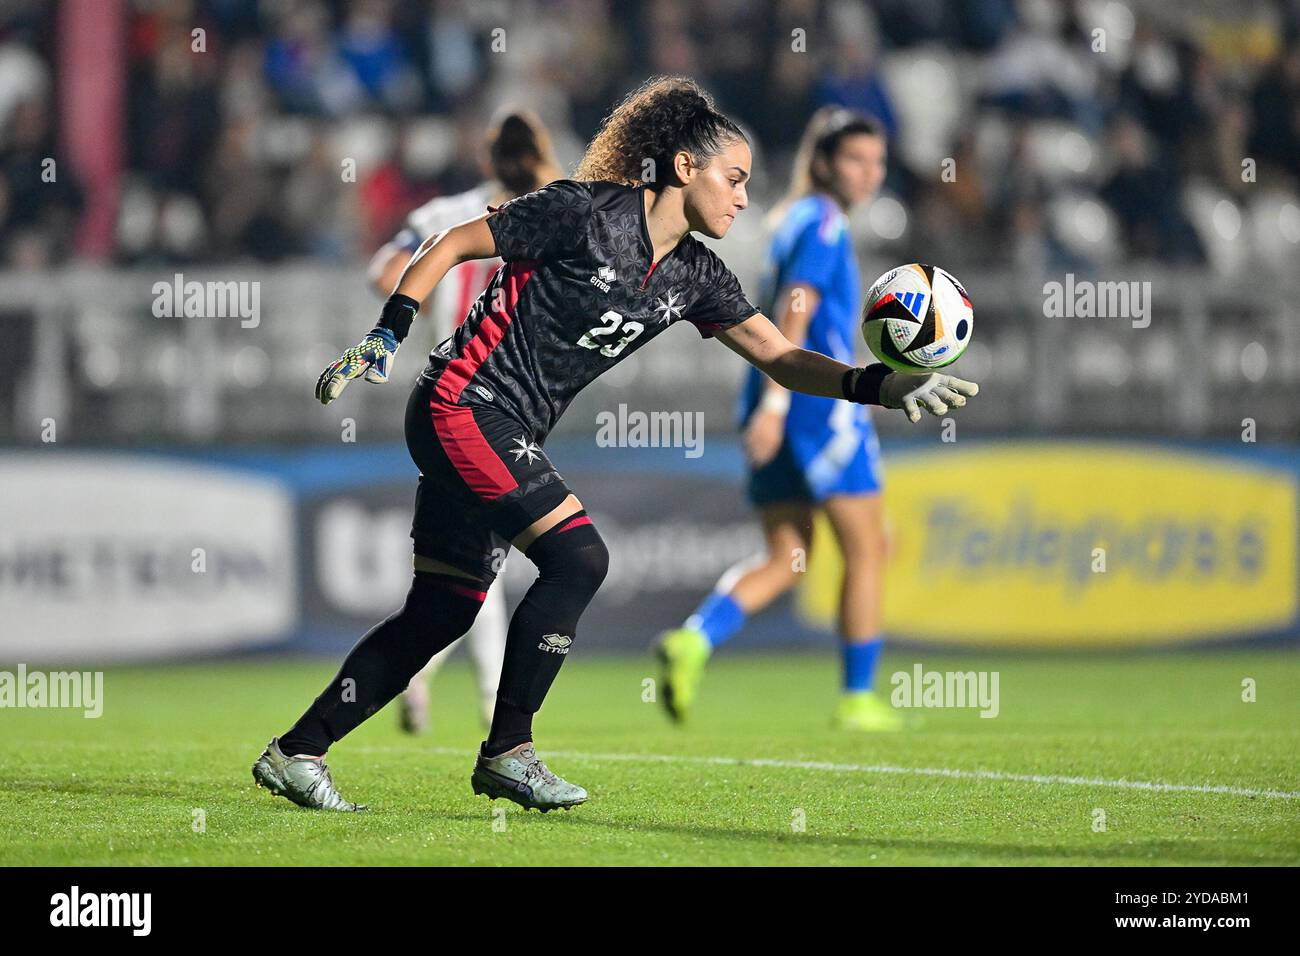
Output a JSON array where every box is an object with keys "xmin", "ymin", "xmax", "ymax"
[
  {"xmin": 251, "ymin": 737, "xmax": 367, "ymax": 811},
  {"xmin": 471, "ymin": 742, "xmax": 588, "ymax": 812}
]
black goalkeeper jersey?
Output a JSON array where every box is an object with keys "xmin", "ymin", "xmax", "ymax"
[{"xmin": 418, "ymin": 179, "xmax": 760, "ymax": 440}]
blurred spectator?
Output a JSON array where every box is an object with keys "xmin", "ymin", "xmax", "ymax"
[
  {"xmin": 1099, "ymin": 113, "xmax": 1204, "ymax": 264},
  {"xmin": 264, "ymin": 0, "xmax": 365, "ymax": 116},
  {"xmin": 981, "ymin": 0, "xmax": 1102, "ymax": 133},
  {"xmin": 0, "ymin": 0, "xmax": 1294, "ymax": 275},
  {"xmin": 814, "ymin": 2, "xmax": 898, "ymax": 141},
  {"xmin": 1117, "ymin": 30, "xmax": 1214, "ymax": 164},
  {"xmin": 0, "ymin": 95, "xmax": 84, "ymax": 267},
  {"xmin": 751, "ymin": 0, "xmax": 821, "ymax": 152},
  {"xmin": 127, "ymin": 3, "xmax": 223, "ymax": 203},
  {"xmin": 335, "ymin": 0, "xmax": 420, "ymax": 112},
  {"xmin": 0, "ymin": 9, "xmax": 82, "ymax": 266},
  {"xmin": 0, "ymin": 33, "xmax": 48, "ymax": 133},
  {"xmin": 953, "ymin": 0, "xmax": 1018, "ymax": 52},
  {"xmin": 1247, "ymin": 38, "xmax": 1300, "ymax": 186}
]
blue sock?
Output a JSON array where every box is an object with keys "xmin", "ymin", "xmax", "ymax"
[
  {"xmin": 685, "ymin": 592, "xmax": 746, "ymax": 649},
  {"xmin": 842, "ymin": 638, "xmax": 884, "ymax": 692}
]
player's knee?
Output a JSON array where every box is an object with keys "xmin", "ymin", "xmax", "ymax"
[
  {"xmin": 405, "ymin": 570, "xmax": 487, "ymax": 632},
  {"xmin": 567, "ymin": 530, "xmax": 609, "ymax": 596},
  {"xmin": 526, "ymin": 510, "xmax": 609, "ymax": 599}
]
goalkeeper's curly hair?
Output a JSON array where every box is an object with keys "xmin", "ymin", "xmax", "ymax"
[{"xmin": 574, "ymin": 76, "xmax": 747, "ymax": 188}]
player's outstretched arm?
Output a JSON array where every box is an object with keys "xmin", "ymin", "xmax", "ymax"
[
  {"xmin": 315, "ymin": 216, "xmax": 498, "ymax": 405},
  {"xmin": 744, "ymin": 283, "xmax": 817, "ymax": 467},
  {"xmin": 715, "ymin": 313, "xmax": 979, "ymax": 422}
]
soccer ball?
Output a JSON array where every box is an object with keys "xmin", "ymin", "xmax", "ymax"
[{"xmin": 862, "ymin": 263, "xmax": 974, "ymax": 372}]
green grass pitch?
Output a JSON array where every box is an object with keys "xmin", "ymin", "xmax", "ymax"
[{"xmin": 1, "ymin": 650, "xmax": 1297, "ymax": 866}]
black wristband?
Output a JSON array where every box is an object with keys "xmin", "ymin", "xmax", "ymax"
[
  {"xmin": 378, "ymin": 293, "xmax": 420, "ymax": 343},
  {"xmin": 842, "ymin": 363, "xmax": 890, "ymax": 405}
]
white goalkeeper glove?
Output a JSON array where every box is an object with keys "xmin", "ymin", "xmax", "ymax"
[
  {"xmin": 881, "ymin": 370, "xmax": 979, "ymax": 422},
  {"xmin": 843, "ymin": 364, "xmax": 980, "ymax": 422}
]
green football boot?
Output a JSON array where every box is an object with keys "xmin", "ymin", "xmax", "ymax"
[
  {"xmin": 251, "ymin": 737, "xmax": 367, "ymax": 811},
  {"xmin": 655, "ymin": 626, "xmax": 712, "ymax": 722},
  {"xmin": 833, "ymin": 690, "xmax": 905, "ymax": 732},
  {"xmin": 470, "ymin": 742, "xmax": 587, "ymax": 812}
]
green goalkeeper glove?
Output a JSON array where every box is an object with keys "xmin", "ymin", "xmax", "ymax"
[{"xmin": 315, "ymin": 294, "xmax": 418, "ymax": 406}]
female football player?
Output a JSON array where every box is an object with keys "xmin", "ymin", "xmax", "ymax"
[
  {"xmin": 657, "ymin": 108, "xmax": 901, "ymax": 731},
  {"xmin": 252, "ymin": 78, "xmax": 977, "ymax": 813},
  {"xmin": 367, "ymin": 110, "xmax": 561, "ymax": 737}
]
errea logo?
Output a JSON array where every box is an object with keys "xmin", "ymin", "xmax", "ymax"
[
  {"xmin": 538, "ymin": 633, "xmax": 572, "ymax": 654},
  {"xmin": 590, "ymin": 266, "xmax": 616, "ymax": 293}
]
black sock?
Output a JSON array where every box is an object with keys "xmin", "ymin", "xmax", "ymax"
[
  {"xmin": 485, "ymin": 698, "xmax": 533, "ymax": 758},
  {"xmin": 484, "ymin": 512, "xmax": 608, "ymax": 756},
  {"xmin": 278, "ymin": 572, "xmax": 486, "ymax": 757}
]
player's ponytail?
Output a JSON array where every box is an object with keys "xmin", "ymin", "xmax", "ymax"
[
  {"xmin": 574, "ymin": 76, "xmax": 746, "ymax": 188},
  {"xmin": 487, "ymin": 109, "xmax": 562, "ymax": 197},
  {"xmin": 769, "ymin": 106, "xmax": 882, "ymax": 228}
]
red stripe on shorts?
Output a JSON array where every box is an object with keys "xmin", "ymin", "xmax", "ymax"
[
  {"xmin": 429, "ymin": 259, "xmax": 537, "ymax": 500},
  {"xmin": 430, "ymin": 402, "xmax": 518, "ymax": 499}
]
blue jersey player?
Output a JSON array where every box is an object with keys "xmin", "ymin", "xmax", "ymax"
[{"xmin": 658, "ymin": 108, "xmax": 902, "ymax": 731}]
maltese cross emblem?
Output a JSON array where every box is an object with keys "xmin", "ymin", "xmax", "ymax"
[
  {"xmin": 511, "ymin": 436, "xmax": 542, "ymax": 465},
  {"xmin": 654, "ymin": 290, "xmax": 683, "ymax": 324}
]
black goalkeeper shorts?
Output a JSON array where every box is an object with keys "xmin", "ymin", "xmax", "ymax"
[{"xmin": 403, "ymin": 376, "xmax": 572, "ymax": 584}]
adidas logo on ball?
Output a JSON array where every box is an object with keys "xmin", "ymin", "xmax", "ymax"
[{"xmin": 862, "ymin": 263, "xmax": 975, "ymax": 373}]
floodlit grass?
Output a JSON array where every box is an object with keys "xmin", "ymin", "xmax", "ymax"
[{"xmin": 1, "ymin": 651, "xmax": 1296, "ymax": 866}]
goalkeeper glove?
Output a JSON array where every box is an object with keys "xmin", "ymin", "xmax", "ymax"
[
  {"xmin": 315, "ymin": 294, "xmax": 418, "ymax": 405},
  {"xmin": 842, "ymin": 363, "xmax": 980, "ymax": 422}
]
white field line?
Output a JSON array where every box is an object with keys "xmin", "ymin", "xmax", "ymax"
[{"xmin": 352, "ymin": 746, "xmax": 1300, "ymax": 801}]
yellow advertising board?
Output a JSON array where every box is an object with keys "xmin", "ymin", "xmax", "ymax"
[{"xmin": 798, "ymin": 444, "xmax": 1298, "ymax": 647}]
